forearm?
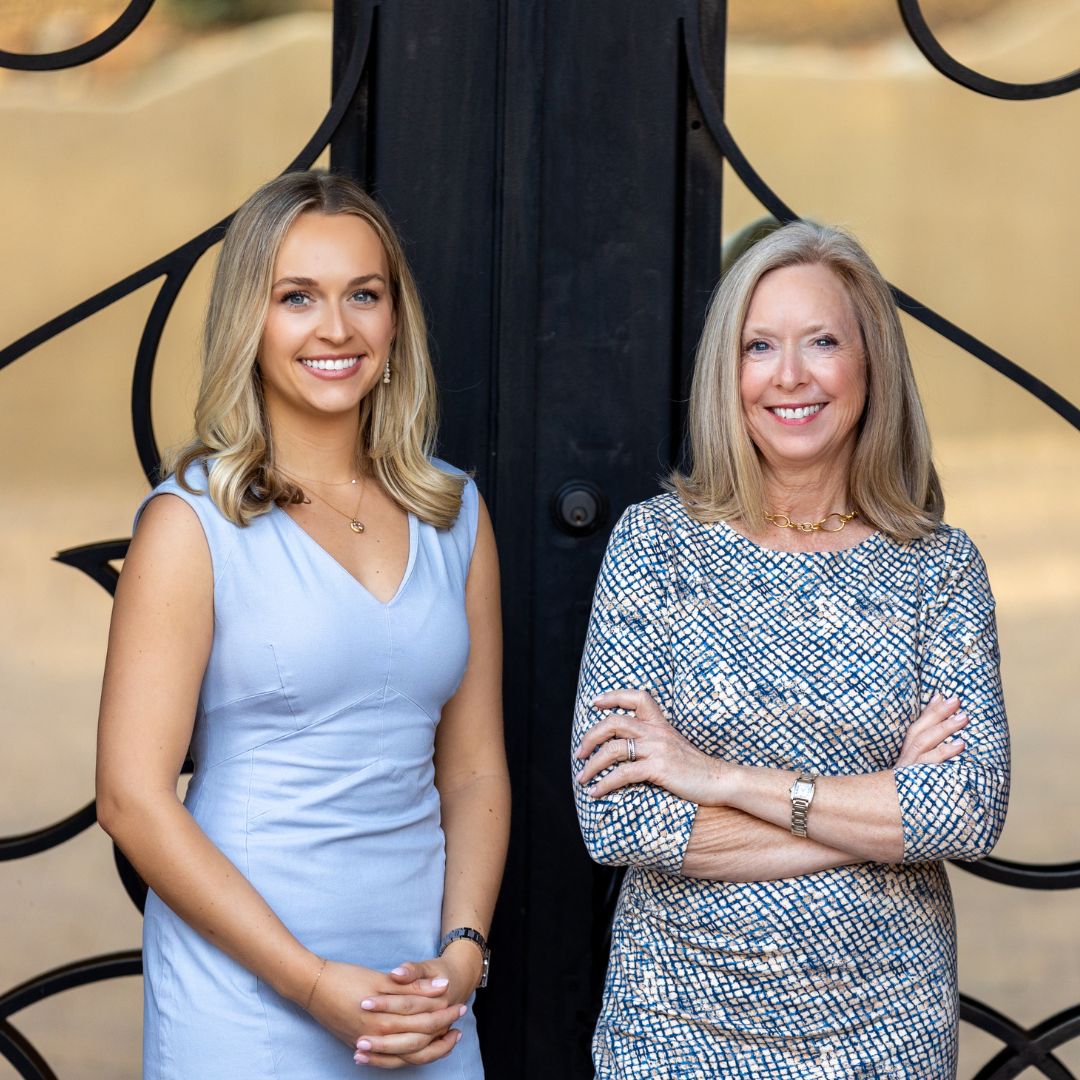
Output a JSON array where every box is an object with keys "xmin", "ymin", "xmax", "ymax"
[
  {"xmin": 721, "ymin": 765, "xmax": 904, "ymax": 863},
  {"xmin": 681, "ymin": 804, "xmax": 861, "ymax": 882},
  {"xmin": 99, "ymin": 790, "xmax": 317, "ymax": 1003},
  {"xmin": 439, "ymin": 773, "xmax": 510, "ymax": 939}
]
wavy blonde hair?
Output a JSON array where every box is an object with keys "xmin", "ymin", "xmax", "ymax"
[
  {"xmin": 166, "ymin": 171, "xmax": 463, "ymax": 528},
  {"xmin": 671, "ymin": 220, "xmax": 943, "ymax": 542}
]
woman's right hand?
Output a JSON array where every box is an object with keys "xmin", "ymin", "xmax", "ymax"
[
  {"xmin": 896, "ymin": 693, "xmax": 969, "ymax": 767},
  {"xmin": 307, "ymin": 960, "xmax": 465, "ymax": 1068}
]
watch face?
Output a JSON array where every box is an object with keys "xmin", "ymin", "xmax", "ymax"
[{"xmin": 792, "ymin": 780, "xmax": 815, "ymax": 800}]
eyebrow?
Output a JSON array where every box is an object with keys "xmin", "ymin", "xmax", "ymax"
[
  {"xmin": 742, "ymin": 322, "xmax": 834, "ymax": 337},
  {"xmin": 272, "ymin": 274, "xmax": 387, "ymax": 289}
]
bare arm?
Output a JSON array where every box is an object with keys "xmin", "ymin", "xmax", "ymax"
[
  {"xmin": 97, "ymin": 495, "xmax": 317, "ymax": 998},
  {"xmin": 434, "ymin": 495, "xmax": 510, "ymax": 988},
  {"xmin": 579, "ymin": 690, "xmax": 971, "ymax": 868},
  {"xmin": 97, "ymin": 494, "xmax": 462, "ymax": 1061},
  {"xmin": 681, "ymin": 805, "xmax": 856, "ymax": 881}
]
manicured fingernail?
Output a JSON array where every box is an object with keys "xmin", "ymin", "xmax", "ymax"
[
  {"xmin": 360, "ymin": 998, "xmax": 375, "ymax": 1010},
  {"xmin": 458, "ymin": 1004, "xmax": 467, "ymax": 1017},
  {"xmin": 432, "ymin": 977, "xmax": 449, "ymax": 988},
  {"xmin": 455, "ymin": 1029, "xmax": 463, "ymax": 1042},
  {"xmin": 354, "ymin": 1053, "xmax": 369, "ymax": 1064},
  {"xmin": 357, "ymin": 1039, "xmax": 372, "ymax": 1051},
  {"xmin": 931, "ymin": 691, "xmax": 941, "ymax": 703},
  {"xmin": 391, "ymin": 966, "xmax": 408, "ymax": 976},
  {"xmin": 956, "ymin": 711, "xmax": 969, "ymax": 721}
]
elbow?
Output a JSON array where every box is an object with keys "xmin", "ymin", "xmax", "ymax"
[
  {"xmin": 95, "ymin": 782, "xmax": 129, "ymax": 842},
  {"xmin": 950, "ymin": 806, "xmax": 1006, "ymax": 863},
  {"xmin": 95, "ymin": 778, "xmax": 160, "ymax": 846},
  {"xmin": 955, "ymin": 771, "xmax": 1009, "ymax": 862},
  {"xmin": 580, "ymin": 826, "xmax": 629, "ymax": 869}
]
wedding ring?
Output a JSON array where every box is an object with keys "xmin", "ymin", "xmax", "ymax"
[{"xmin": 626, "ymin": 737, "xmax": 637, "ymax": 763}]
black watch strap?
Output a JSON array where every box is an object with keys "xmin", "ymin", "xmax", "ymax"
[{"xmin": 438, "ymin": 927, "xmax": 490, "ymax": 988}]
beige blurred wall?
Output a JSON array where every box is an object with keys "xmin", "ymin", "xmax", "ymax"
[{"xmin": 2, "ymin": 2, "xmax": 1079, "ymax": 1076}]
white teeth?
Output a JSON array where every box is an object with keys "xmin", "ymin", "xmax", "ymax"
[
  {"xmin": 772, "ymin": 404, "xmax": 823, "ymax": 420},
  {"xmin": 301, "ymin": 356, "xmax": 360, "ymax": 371}
]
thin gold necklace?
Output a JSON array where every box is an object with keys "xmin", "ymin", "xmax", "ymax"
[
  {"xmin": 283, "ymin": 471, "xmax": 368, "ymax": 534},
  {"xmin": 764, "ymin": 509, "xmax": 858, "ymax": 534}
]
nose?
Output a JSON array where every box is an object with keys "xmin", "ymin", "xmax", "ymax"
[
  {"xmin": 316, "ymin": 301, "xmax": 349, "ymax": 345},
  {"xmin": 773, "ymin": 341, "xmax": 809, "ymax": 390}
]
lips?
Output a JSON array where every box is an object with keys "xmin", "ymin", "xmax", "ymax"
[
  {"xmin": 299, "ymin": 355, "xmax": 361, "ymax": 372},
  {"xmin": 768, "ymin": 403, "xmax": 824, "ymax": 422}
]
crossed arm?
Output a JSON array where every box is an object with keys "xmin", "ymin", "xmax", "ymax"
[
  {"xmin": 576, "ymin": 689, "xmax": 969, "ymax": 881},
  {"xmin": 571, "ymin": 506, "xmax": 1010, "ymax": 882}
]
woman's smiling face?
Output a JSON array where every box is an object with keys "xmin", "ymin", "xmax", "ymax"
[
  {"xmin": 257, "ymin": 211, "xmax": 395, "ymax": 423},
  {"xmin": 739, "ymin": 262, "xmax": 867, "ymax": 477}
]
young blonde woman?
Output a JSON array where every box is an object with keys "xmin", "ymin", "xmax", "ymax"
[
  {"xmin": 573, "ymin": 222, "xmax": 1009, "ymax": 1078},
  {"xmin": 97, "ymin": 171, "xmax": 509, "ymax": 1077}
]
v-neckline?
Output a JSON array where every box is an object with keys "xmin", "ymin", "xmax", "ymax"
[{"xmin": 274, "ymin": 503, "xmax": 418, "ymax": 607}]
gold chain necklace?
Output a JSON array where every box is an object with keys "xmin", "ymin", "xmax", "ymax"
[
  {"xmin": 282, "ymin": 470, "xmax": 367, "ymax": 534},
  {"xmin": 764, "ymin": 509, "xmax": 858, "ymax": 534}
]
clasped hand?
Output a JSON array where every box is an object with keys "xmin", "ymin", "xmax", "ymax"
[
  {"xmin": 310, "ymin": 950, "xmax": 478, "ymax": 1069},
  {"xmin": 575, "ymin": 688, "xmax": 970, "ymax": 803}
]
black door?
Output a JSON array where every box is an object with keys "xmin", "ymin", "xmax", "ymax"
[{"xmin": 327, "ymin": 3, "xmax": 725, "ymax": 1074}]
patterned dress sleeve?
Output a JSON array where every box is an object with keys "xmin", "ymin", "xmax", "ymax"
[
  {"xmin": 571, "ymin": 501, "xmax": 698, "ymax": 873},
  {"xmin": 894, "ymin": 529, "xmax": 1011, "ymax": 863}
]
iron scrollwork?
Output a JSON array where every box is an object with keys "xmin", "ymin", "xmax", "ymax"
[{"xmin": 0, "ymin": 0, "xmax": 155, "ymax": 73}]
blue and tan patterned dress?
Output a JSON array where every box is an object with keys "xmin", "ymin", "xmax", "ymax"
[{"xmin": 572, "ymin": 494, "xmax": 1010, "ymax": 1080}]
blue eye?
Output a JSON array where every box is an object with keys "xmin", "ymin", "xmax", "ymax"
[
  {"xmin": 743, "ymin": 340, "xmax": 770, "ymax": 355},
  {"xmin": 281, "ymin": 291, "xmax": 310, "ymax": 307},
  {"xmin": 813, "ymin": 335, "xmax": 838, "ymax": 348},
  {"xmin": 351, "ymin": 289, "xmax": 378, "ymax": 303}
]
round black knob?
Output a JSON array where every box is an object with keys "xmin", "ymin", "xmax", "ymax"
[{"xmin": 552, "ymin": 481, "xmax": 608, "ymax": 536}]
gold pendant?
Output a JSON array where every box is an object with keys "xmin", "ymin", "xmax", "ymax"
[{"xmin": 349, "ymin": 520, "xmax": 365, "ymax": 534}]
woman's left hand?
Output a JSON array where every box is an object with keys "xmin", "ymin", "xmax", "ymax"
[
  {"xmin": 386, "ymin": 944, "xmax": 482, "ymax": 1006},
  {"xmin": 575, "ymin": 689, "xmax": 726, "ymax": 805},
  {"xmin": 353, "ymin": 942, "xmax": 483, "ymax": 1063}
]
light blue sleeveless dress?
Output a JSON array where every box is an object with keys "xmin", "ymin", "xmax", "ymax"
[{"xmin": 136, "ymin": 459, "xmax": 483, "ymax": 1079}]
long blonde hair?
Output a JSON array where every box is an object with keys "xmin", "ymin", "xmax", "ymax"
[
  {"xmin": 671, "ymin": 221, "xmax": 943, "ymax": 542},
  {"xmin": 166, "ymin": 171, "xmax": 463, "ymax": 528}
]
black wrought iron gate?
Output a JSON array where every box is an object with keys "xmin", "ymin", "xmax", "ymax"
[{"xmin": 2, "ymin": 2, "xmax": 1079, "ymax": 1077}]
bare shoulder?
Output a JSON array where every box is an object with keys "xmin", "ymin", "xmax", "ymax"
[
  {"xmin": 119, "ymin": 492, "xmax": 212, "ymax": 603},
  {"xmin": 467, "ymin": 491, "xmax": 500, "ymax": 592}
]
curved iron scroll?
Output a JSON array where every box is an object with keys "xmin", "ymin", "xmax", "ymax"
[
  {"xmin": 960, "ymin": 996, "xmax": 1080, "ymax": 1080},
  {"xmin": 0, "ymin": 953, "xmax": 142, "ymax": 1080},
  {"xmin": 898, "ymin": 0, "xmax": 1080, "ymax": 101},
  {"xmin": 0, "ymin": 0, "xmax": 155, "ymax": 73}
]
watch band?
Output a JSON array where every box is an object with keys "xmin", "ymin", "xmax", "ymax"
[
  {"xmin": 789, "ymin": 771, "xmax": 818, "ymax": 838},
  {"xmin": 438, "ymin": 927, "xmax": 490, "ymax": 989}
]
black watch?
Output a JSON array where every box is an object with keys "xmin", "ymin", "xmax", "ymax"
[{"xmin": 438, "ymin": 927, "xmax": 490, "ymax": 988}]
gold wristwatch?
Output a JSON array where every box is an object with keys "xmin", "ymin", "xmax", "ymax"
[{"xmin": 789, "ymin": 771, "xmax": 818, "ymax": 838}]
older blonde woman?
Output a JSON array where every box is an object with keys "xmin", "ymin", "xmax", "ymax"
[
  {"xmin": 573, "ymin": 221, "xmax": 1009, "ymax": 1078},
  {"xmin": 97, "ymin": 172, "xmax": 509, "ymax": 1077}
]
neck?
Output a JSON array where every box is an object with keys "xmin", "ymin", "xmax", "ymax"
[
  {"xmin": 267, "ymin": 406, "xmax": 364, "ymax": 483},
  {"xmin": 760, "ymin": 461, "xmax": 854, "ymax": 523}
]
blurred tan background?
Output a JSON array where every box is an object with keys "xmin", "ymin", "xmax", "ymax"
[{"xmin": 1, "ymin": 0, "xmax": 1079, "ymax": 1075}]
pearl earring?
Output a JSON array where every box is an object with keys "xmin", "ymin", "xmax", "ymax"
[{"xmin": 383, "ymin": 357, "xmax": 391, "ymax": 384}]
